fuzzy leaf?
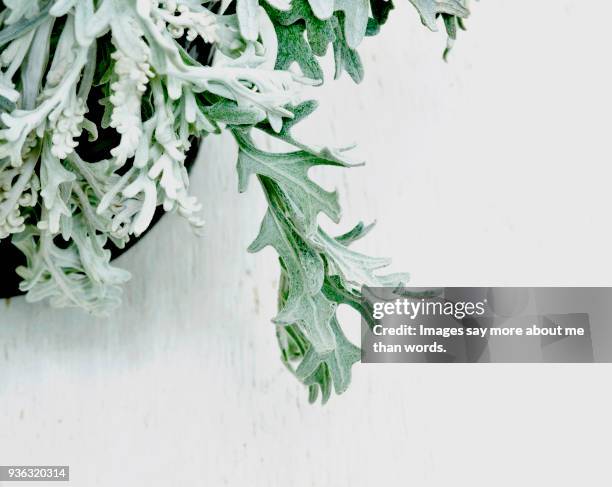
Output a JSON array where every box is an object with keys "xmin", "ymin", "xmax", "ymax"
[
  {"xmin": 408, "ymin": 0, "xmax": 469, "ymax": 31},
  {"xmin": 335, "ymin": 220, "xmax": 375, "ymax": 246},
  {"xmin": 205, "ymin": 99, "xmax": 267, "ymax": 126},
  {"xmin": 296, "ymin": 315, "xmax": 360, "ymax": 401},
  {"xmin": 334, "ymin": 0, "xmax": 369, "ymax": 49},
  {"xmin": 239, "ymin": 127, "xmax": 410, "ymax": 401},
  {"xmin": 314, "ymin": 227, "xmax": 402, "ymax": 289},
  {"xmin": 0, "ymin": 0, "xmax": 52, "ymax": 48},
  {"xmin": 0, "ymin": 95, "xmax": 16, "ymax": 113},
  {"xmin": 274, "ymin": 22, "xmax": 324, "ymax": 81},
  {"xmin": 249, "ymin": 196, "xmax": 337, "ymax": 353},
  {"xmin": 332, "ymin": 14, "xmax": 363, "ymax": 82},
  {"xmin": 366, "ymin": 0, "xmax": 395, "ymax": 36},
  {"xmin": 307, "ymin": 0, "xmax": 334, "ymax": 20},
  {"xmin": 236, "ymin": 0, "xmax": 260, "ymax": 41},
  {"xmin": 256, "ymin": 101, "xmax": 359, "ymax": 165},
  {"xmin": 14, "ymin": 221, "xmax": 130, "ymax": 315},
  {"xmin": 234, "ymin": 128, "xmax": 343, "ymax": 235},
  {"xmin": 264, "ymin": 0, "xmax": 364, "ymax": 82}
]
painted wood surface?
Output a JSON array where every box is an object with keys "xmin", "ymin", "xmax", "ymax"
[{"xmin": 1, "ymin": 2, "xmax": 611, "ymax": 485}]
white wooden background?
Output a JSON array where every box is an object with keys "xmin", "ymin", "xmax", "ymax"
[{"xmin": 2, "ymin": 1, "xmax": 612, "ymax": 485}]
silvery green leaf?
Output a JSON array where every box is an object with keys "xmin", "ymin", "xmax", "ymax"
[
  {"xmin": 307, "ymin": 0, "xmax": 334, "ymax": 20},
  {"xmin": 4, "ymin": 0, "xmax": 43, "ymax": 25},
  {"xmin": 239, "ymin": 122, "xmax": 410, "ymax": 400},
  {"xmin": 366, "ymin": 0, "xmax": 394, "ymax": 36},
  {"xmin": 236, "ymin": 0, "xmax": 260, "ymax": 41},
  {"xmin": 256, "ymin": 101, "xmax": 357, "ymax": 164},
  {"xmin": 274, "ymin": 22, "xmax": 324, "ymax": 81},
  {"xmin": 49, "ymin": 0, "xmax": 78, "ymax": 18},
  {"xmin": 20, "ymin": 17, "xmax": 54, "ymax": 109},
  {"xmin": 234, "ymin": 129, "xmax": 342, "ymax": 235},
  {"xmin": 14, "ymin": 223, "xmax": 130, "ymax": 315},
  {"xmin": 249, "ymin": 205, "xmax": 337, "ymax": 353},
  {"xmin": 122, "ymin": 173, "xmax": 158, "ymax": 236},
  {"xmin": 0, "ymin": 76, "xmax": 20, "ymax": 104},
  {"xmin": 39, "ymin": 142, "xmax": 75, "ymax": 234},
  {"xmin": 335, "ymin": 221, "xmax": 375, "ymax": 246},
  {"xmin": 257, "ymin": 5, "xmax": 279, "ymax": 69},
  {"xmin": 0, "ymin": 95, "xmax": 16, "ymax": 113},
  {"xmin": 408, "ymin": 0, "xmax": 469, "ymax": 31},
  {"xmin": 296, "ymin": 316, "xmax": 360, "ymax": 400},
  {"xmin": 205, "ymin": 99, "xmax": 267, "ymax": 126},
  {"xmin": 265, "ymin": 0, "xmax": 292, "ymax": 11},
  {"xmin": 70, "ymin": 218, "xmax": 131, "ymax": 285},
  {"xmin": 334, "ymin": 0, "xmax": 369, "ymax": 48},
  {"xmin": 264, "ymin": 0, "xmax": 365, "ymax": 82},
  {"xmin": 108, "ymin": 15, "xmax": 151, "ymax": 167},
  {"xmin": 313, "ymin": 228, "xmax": 397, "ymax": 288},
  {"xmin": 331, "ymin": 14, "xmax": 363, "ymax": 81},
  {"xmin": 0, "ymin": 156, "xmax": 37, "ymax": 238},
  {"xmin": 0, "ymin": 0, "xmax": 52, "ymax": 48}
]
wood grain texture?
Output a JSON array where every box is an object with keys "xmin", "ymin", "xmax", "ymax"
[{"xmin": 2, "ymin": 2, "xmax": 612, "ymax": 485}]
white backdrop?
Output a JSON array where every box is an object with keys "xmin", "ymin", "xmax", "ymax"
[{"xmin": 2, "ymin": 1, "xmax": 612, "ymax": 485}]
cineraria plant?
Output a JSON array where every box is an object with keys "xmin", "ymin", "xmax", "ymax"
[{"xmin": 0, "ymin": 0, "xmax": 471, "ymax": 402}]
